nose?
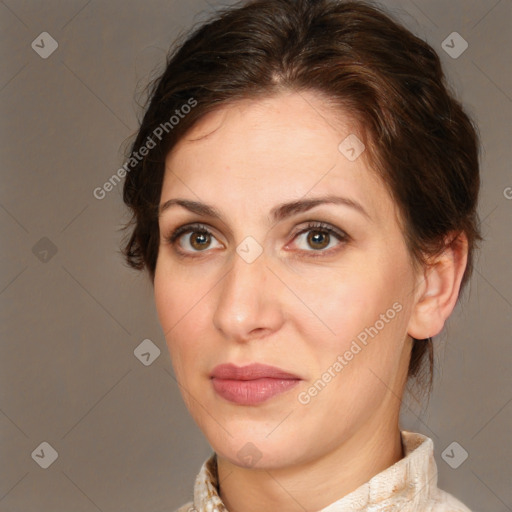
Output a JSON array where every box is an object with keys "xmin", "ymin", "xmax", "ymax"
[{"xmin": 212, "ymin": 248, "xmax": 285, "ymax": 343}]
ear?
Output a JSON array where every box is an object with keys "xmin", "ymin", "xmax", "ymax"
[{"xmin": 407, "ymin": 232, "xmax": 468, "ymax": 339}]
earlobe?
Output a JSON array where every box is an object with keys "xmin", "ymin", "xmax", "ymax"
[{"xmin": 407, "ymin": 233, "xmax": 468, "ymax": 340}]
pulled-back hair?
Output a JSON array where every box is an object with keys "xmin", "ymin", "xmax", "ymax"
[{"xmin": 121, "ymin": 0, "xmax": 481, "ymax": 393}]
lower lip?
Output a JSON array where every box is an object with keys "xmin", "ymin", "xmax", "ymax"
[{"xmin": 211, "ymin": 377, "xmax": 300, "ymax": 405}]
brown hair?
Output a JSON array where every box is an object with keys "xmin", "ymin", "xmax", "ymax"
[{"xmin": 120, "ymin": 0, "xmax": 481, "ymax": 393}]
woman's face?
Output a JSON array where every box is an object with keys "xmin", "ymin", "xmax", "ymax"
[{"xmin": 154, "ymin": 91, "xmax": 420, "ymax": 469}]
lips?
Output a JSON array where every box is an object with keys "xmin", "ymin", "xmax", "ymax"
[
  {"xmin": 210, "ymin": 363, "xmax": 301, "ymax": 405},
  {"xmin": 210, "ymin": 363, "xmax": 300, "ymax": 380}
]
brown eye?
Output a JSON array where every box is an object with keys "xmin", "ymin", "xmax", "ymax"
[
  {"xmin": 306, "ymin": 230, "xmax": 331, "ymax": 250},
  {"xmin": 166, "ymin": 223, "xmax": 223, "ymax": 255},
  {"xmin": 189, "ymin": 231, "xmax": 212, "ymax": 251},
  {"xmin": 290, "ymin": 221, "xmax": 349, "ymax": 257}
]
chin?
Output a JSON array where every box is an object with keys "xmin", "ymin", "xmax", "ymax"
[{"xmin": 206, "ymin": 425, "xmax": 309, "ymax": 470}]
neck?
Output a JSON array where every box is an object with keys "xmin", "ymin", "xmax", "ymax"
[{"xmin": 217, "ymin": 419, "xmax": 404, "ymax": 512}]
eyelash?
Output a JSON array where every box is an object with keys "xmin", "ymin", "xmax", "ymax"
[{"xmin": 164, "ymin": 221, "xmax": 350, "ymax": 259}]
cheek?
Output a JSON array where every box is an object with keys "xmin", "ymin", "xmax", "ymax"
[
  {"xmin": 153, "ymin": 268, "xmax": 178, "ymax": 337},
  {"xmin": 154, "ymin": 267, "xmax": 207, "ymax": 373},
  {"xmin": 154, "ymin": 259, "xmax": 209, "ymax": 332},
  {"xmin": 291, "ymin": 263, "xmax": 402, "ymax": 335},
  {"xmin": 288, "ymin": 250, "xmax": 414, "ymax": 369}
]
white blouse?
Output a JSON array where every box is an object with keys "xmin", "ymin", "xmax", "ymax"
[{"xmin": 175, "ymin": 430, "xmax": 472, "ymax": 511}]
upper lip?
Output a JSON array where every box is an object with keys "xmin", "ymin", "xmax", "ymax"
[{"xmin": 210, "ymin": 363, "xmax": 301, "ymax": 380}]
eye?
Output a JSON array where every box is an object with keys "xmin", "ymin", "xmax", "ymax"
[
  {"xmin": 289, "ymin": 221, "xmax": 349, "ymax": 256},
  {"xmin": 164, "ymin": 221, "xmax": 349, "ymax": 258},
  {"xmin": 165, "ymin": 223, "xmax": 223, "ymax": 254}
]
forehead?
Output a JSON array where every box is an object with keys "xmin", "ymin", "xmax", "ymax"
[
  {"xmin": 171, "ymin": 91, "xmax": 358, "ymax": 162},
  {"xmin": 162, "ymin": 91, "xmax": 395, "ymax": 223}
]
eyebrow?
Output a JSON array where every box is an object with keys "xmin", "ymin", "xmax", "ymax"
[{"xmin": 159, "ymin": 195, "xmax": 370, "ymax": 223}]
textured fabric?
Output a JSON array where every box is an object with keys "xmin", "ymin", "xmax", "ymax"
[{"xmin": 175, "ymin": 430, "xmax": 471, "ymax": 512}]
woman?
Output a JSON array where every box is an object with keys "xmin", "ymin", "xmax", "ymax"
[{"xmin": 121, "ymin": 0, "xmax": 480, "ymax": 510}]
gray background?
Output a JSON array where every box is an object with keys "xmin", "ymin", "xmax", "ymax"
[{"xmin": 0, "ymin": 0, "xmax": 510, "ymax": 511}]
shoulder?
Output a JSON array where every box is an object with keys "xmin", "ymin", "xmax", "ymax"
[
  {"xmin": 173, "ymin": 502, "xmax": 194, "ymax": 512},
  {"xmin": 399, "ymin": 431, "xmax": 472, "ymax": 512}
]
